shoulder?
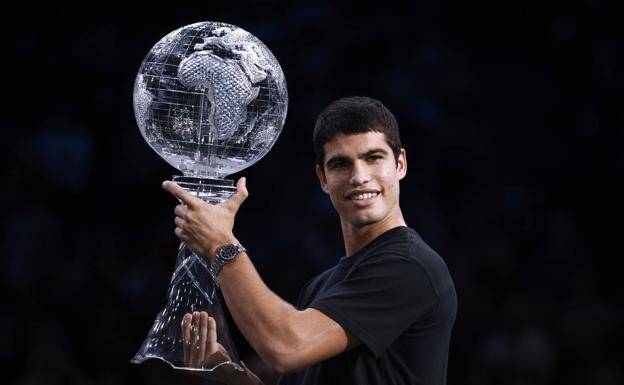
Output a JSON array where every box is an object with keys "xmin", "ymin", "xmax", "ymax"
[
  {"xmin": 360, "ymin": 227, "xmax": 454, "ymax": 300},
  {"xmin": 296, "ymin": 267, "xmax": 336, "ymax": 308}
]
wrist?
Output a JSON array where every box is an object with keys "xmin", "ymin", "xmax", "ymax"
[
  {"xmin": 209, "ymin": 234, "xmax": 239, "ymax": 260},
  {"xmin": 212, "ymin": 242, "xmax": 246, "ymax": 278}
]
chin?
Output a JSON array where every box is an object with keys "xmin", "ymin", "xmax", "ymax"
[{"xmin": 347, "ymin": 213, "xmax": 382, "ymax": 227}]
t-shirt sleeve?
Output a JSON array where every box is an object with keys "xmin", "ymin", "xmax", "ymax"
[{"xmin": 308, "ymin": 249, "xmax": 439, "ymax": 358}]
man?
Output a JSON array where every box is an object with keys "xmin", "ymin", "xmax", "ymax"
[{"xmin": 164, "ymin": 96, "xmax": 457, "ymax": 385}]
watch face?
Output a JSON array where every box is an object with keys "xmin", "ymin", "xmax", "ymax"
[{"xmin": 220, "ymin": 245, "xmax": 243, "ymax": 261}]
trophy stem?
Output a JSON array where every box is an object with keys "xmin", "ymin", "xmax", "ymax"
[
  {"xmin": 131, "ymin": 178, "xmax": 244, "ymax": 373},
  {"xmin": 172, "ymin": 175, "xmax": 237, "ymax": 204}
]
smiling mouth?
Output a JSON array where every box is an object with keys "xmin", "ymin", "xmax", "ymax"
[{"xmin": 348, "ymin": 192, "xmax": 380, "ymax": 201}]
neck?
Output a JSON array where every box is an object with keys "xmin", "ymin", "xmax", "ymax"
[{"xmin": 340, "ymin": 207, "xmax": 406, "ymax": 257}]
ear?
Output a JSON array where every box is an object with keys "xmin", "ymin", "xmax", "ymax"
[
  {"xmin": 397, "ymin": 149, "xmax": 407, "ymax": 180},
  {"xmin": 315, "ymin": 164, "xmax": 330, "ymax": 193}
]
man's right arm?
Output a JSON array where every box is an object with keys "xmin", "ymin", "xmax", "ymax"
[
  {"xmin": 217, "ymin": 252, "xmax": 360, "ymax": 373},
  {"xmin": 162, "ymin": 179, "xmax": 359, "ymax": 373}
]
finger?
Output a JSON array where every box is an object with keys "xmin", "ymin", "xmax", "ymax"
[
  {"xmin": 163, "ymin": 181, "xmax": 200, "ymax": 208},
  {"xmin": 181, "ymin": 313, "xmax": 192, "ymax": 366},
  {"xmin": 191, "ymin": 311, "xmax": 201, "ymax": 367},
  {"xmin": 198, "ymin": 312, "xmax": 208, "ymax": 367},
  {"xmin": 174, "ymin": 227, "xmax": 187, "ymax": 242},
  {"xmin": 207, "ymin": 316, "xmax": 218, "ymax": 355},
  {"xmin": 223, "ymin": 177, "xmax": 249, "ymax": 212},
  {"xmin": 174, "ymin": 204, "xmax": 188, "ymax": 218},
  {"xmin": 174, "ymin": 216, "xmax": 185, "ymax": 228}
]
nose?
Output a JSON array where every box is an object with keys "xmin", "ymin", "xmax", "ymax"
[{"xmin": 349, "ymin": 161, "xmax": 370, "ymax": 186}]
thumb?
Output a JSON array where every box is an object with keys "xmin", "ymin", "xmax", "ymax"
[{"xmin": 225, "ymin": 177, "xmax": 249, "ymax": 211}]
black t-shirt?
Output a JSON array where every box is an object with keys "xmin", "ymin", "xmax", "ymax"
[{"xmin": 278, "ymin": 226, "xmax": 457, "ymax": 385}]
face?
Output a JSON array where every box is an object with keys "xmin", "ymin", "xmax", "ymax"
[{"xmin": 316, "ymin": 132, "xmax": 407, "ymax": 228}]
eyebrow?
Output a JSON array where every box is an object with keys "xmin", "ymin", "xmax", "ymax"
[
  {"xmin": 325, "ymin": 148, "xmax": 389, "ymax": 167},
  {"xmin": 361, "ymin": 148, "xmax": 389, "ymax": 157}
]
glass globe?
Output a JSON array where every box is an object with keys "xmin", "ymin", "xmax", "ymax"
[{"xmin": 133, "ymin": 21, "xmax": 288, "ymax": 179}]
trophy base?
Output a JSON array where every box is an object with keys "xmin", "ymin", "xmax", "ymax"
[
  {"xmin": 130, "ymin": 355, "xmax": 245, "ymax": 374},
  {"xmin": 172, "ymin": 176, "xmax": 237, "ymax": 204},
  {"xmin": 131, "ymin": 239, "xmax": 244, "ymax": 373},
  {"xmin": 130, "ymin": 175, "xmax": 243, "ymax": 373}
]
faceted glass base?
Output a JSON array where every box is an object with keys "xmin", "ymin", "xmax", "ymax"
[{"xmin": 132, "ymin": 176, "xmax": 243, "ymax": 375}]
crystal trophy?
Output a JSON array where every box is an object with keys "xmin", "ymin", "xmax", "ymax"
[{"xmin": 130, "ymin": 21, "xmax": 288, "ymax": 374}]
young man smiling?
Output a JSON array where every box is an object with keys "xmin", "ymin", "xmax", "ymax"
[{"xmin": 164, "ymin": 96, "xmax": 457, "ymax": 385}]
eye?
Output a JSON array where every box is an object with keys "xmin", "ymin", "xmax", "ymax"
[{"xmin": 367, "ymin": 155, "xmax": 383, "ymax": 161}]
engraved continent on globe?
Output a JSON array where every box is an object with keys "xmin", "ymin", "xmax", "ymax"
[{"xmin": 133, "ymin": 22, "xmax": 288, "ymax": 178}]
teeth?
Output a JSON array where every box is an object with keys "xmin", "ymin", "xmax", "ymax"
[{"xmin": 352, "ymin": 192, "xmax": 377, "ymax": 200}]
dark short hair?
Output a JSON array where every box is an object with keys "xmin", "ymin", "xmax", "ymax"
[{"xmin": 313, "ymin": 96, "xmax": 402, "ymax": 167}]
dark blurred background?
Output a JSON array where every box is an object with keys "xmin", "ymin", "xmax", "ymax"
[{"xmin": 3, "ymin": 0, "xmax": 622, "ymax": 384}]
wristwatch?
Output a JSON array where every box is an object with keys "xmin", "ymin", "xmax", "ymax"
[{"xmin": 212, "ymin": 243, "xmax": 246, "ymax": 277}]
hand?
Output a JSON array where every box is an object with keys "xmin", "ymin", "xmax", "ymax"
[
  {"xmin": 163, "ymin": 177, "xmax": 249, "ymax": 259},
  {"xmin": 182, "ymin": 311, "xmax": 231, "ymax": 369},
  {"xmin": 182, "ymin": 312, "xmax": 265, "ymax": 385}
]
